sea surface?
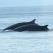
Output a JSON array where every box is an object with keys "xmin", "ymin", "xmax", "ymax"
[{"xmin": 0, "ymin": 6, "xmax": 53, "ymax": 53}]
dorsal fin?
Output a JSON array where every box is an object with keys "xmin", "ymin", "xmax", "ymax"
[{"xmin": 30, "ymin": 19, "xmax": 36, "ymax": 23}]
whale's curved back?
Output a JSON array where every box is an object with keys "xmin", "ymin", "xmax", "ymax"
[
  {"xmin": 3, "ymin": 19, "xmax": 36, "ymax": 31},
  {"xmin": 13, "ymin": 24, "xmax": 49, "ymax": 31}
]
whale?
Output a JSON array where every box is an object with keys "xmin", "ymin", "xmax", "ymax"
[
  {"xmin": 3, "ymin": 19, "xmax": 36, "ymax": 31},
  {"xmin": 13, "ymin": 24, "xmax": 49, "ymax": 32}
]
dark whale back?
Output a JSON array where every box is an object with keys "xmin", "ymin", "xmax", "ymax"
[
  {"xmin": 3, "ymin": 19, "xmax": 36, "ymax": 31},
  {"xmin": 40, "ymin": 25, "xmax": 49, "ymax": 31},
  {"xmin": 14, "ymin": 24, "xmax": 49, "ymax": 31}
]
